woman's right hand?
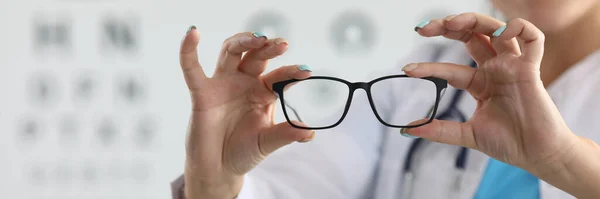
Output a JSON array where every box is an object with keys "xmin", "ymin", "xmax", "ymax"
[{"xmin": 179, "ymin": 27, "xmax": 315, "ymax": 199}]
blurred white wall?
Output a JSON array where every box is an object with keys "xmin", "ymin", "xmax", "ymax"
[{"xmin": 0, "ymin": 0, "xmax": 489, "ymax": 198}]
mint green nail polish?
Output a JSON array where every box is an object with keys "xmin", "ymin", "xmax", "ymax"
[
  {"xmin": 401, "ymin": 128, "xmax": 419, "ymax": 139},
  {"xmin": 298, "ymin": 64, "xmax": 312, "ymax": 72},
  {"xmin": 252, "ymin": 32, "xmax": 268, "ymax": 38},
  {"xmin": 493, "ymin": 25, "xmax": 507, "ymax": 37},
  {"xmin": 414, "ymin": 21, "xmax": 430, "ymax": 31},
  {"xmin": 187, "ymin": 25, "xmax": 196, "ymax": 33}
]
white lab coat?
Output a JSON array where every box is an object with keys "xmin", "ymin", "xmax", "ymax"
[{"xmin": 172, "ymin": 42, "xmax": 600, "ymax": 199}]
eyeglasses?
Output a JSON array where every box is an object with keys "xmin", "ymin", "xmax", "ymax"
[{"xmin": 273, "ymin": 75, "xmax": 448, "ymax": 130}]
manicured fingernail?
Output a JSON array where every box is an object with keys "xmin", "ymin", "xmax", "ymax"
[
  {"xmin": 414, "ymin": 20, "xmax": 430, "ymax": 31},
  {"xmin": 274, "ymin": 38, "xmax": 288, "ymax": 45},
  {"xmin": 401, "ymin": 128, "xmax": 419, "ymax": 139},
  {"xmin": 298, "ymin": 64, "xmax": 312, "ymax": 72},
  {"xmin": 252, "ymin": 31, "xmax": 268, "ymax": 39},
  {"xmin": 492, "ymin": 25, "xmax": 507, "ymax": 37},
  {"xmin": 186, "ymin": 25, "xmax": 196, "ymax": 33},
  {"xmin": 298, "ymin": 131, "xmax": 315, "ymax": 143},
  {"xmin": 402, "ymin": 63, "xmax": 418, "ymax": 72}
]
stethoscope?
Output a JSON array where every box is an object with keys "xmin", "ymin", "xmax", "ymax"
[{"xmin": 400, "ymin": 61, "xmax": 476, "ymax": 199}]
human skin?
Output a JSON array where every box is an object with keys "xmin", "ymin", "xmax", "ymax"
[{"xmin": 179, "ymin": 0, "xmax": 600, "ymax": 197}]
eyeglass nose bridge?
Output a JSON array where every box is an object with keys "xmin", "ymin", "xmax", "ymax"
[{"xmin": 350, "ymin": 82, "xmax": 370, "ymax": 90}]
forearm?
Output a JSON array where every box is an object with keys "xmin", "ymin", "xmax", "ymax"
[{"xmin": 538, "ymin": 136, "xmax": 600, "ymax": 199}]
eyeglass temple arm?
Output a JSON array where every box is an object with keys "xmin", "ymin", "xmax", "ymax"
[{"xmin": 274, "ymin": 92, "xmax": 304, "ymax": 123}]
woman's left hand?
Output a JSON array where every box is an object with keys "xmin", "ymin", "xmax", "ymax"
[{"xmin": 402, "ymin": 12, "xmax": 586, "ymax": 177}]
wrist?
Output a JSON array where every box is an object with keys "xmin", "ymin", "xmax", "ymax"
[
  {"xmin": 184, "ymin": 176, "xmax": 243, "ymax": 199},
  {"xmin": 184, "ymin": 182, "xmax": 241, "ymax": 199},
  {"xmin": 536, "ymin": 135, "xmax": 600, "ymax": 198},
  {"xmin": 556, "ymin": 136, "xmax": 600, "ymax": 176},
  {"xmin": 184, "ymin": 164, "xmax": 243, "ymax": 199}
]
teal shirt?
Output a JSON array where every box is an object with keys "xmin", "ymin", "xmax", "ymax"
[{"xmin": 473, "ymin": 158, "xmax": 540, "ymax": 199}]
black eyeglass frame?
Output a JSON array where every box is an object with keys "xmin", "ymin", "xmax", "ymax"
[{"xmin": 273, "ymin": 75, "xmax": 448, "ymax": 130}]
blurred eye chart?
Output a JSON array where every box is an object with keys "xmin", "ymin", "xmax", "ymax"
[{"xmin": 0, "ymin": 0, "xmax": 486, "ymax": 198}]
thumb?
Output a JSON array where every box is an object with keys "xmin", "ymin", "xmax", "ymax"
[
  {"xmin": 180, "ymin": 26, "xmax": 207, "ymax": 90},
  {"xmin": 259, "ymin": 121, "xmax": 315, "ymax": 155},
  {"xmin": 401, "ymin": 119, "xmax": 476, "ymax": 149}
]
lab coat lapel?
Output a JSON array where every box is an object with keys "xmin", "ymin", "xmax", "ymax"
[{"xmin": 539, "ymin": 49, "xmax": 600, "ymax": 199}]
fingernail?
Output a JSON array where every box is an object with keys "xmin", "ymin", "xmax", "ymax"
[
  {"xmin": 274, "ymin": 38, "xmax": 288, "ymax": 45},
  {"xmin": 298, "ymin": 131, "xmax": 315, "ymax": 143},
  {"xmin": 443, "ymin": 14, "xmax": 457, "ymax": 22},
  {"xmin": 401, "ymin": 128, "xmax": 419, "ymax": 139},
  {"xmin": 252, "ymin": 31, "xmax": 268, "ymax": 39},
  {"xmin": 298, "ymin": 64, "xmax": 312, "ymax": 72},
  {"xmin": 492, "ymin": 25, "xmax": 507, "ymax": 37},
  {"xmin": 186, "ymin": 25, "xmax": 196, "ymax": 33},
  {"xmin": 402, "ymin": 63, "xmax": 418, "ymax": 72},
  {"xmin": 414, "ymin": 20, "xmax": 430, "ymax": 31}
]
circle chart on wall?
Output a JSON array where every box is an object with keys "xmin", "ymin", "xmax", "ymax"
[{"xmin": 329, "ymin": 9, "xmax": 378, "ymax": 56}]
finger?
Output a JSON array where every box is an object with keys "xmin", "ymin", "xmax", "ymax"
[
  {"xmin": 261, "ymin": 64, "xmax": 313, "ymax": 91},
  {"xmin": 416, "ymin": 15, "xmax": 471, "ymax": 36},
  {"xmin": 493, "ymin": 18, "xmax": 545, "ymax": 65},
  {"xmin": 402, "ymin": 62, "xmax": 476, "ymax": 89},
  {"xmin": 179, "ymin": 26, "xmax": 207, "ymax": 90},
  {"xmin": 259, "ymin": 121, "xmax": 315, "ymax": 155},
  {"xmin": 215, "ymin": 32, "xmax": 268, "ymax": 75},
  {"xmin": 416, "ymin": 17, "xmax": 496, "ymax": 64},
  {"xmin": 403, "ymin": 62, "xmax": 496, "ymax": 100},
  {"xmin": 401, "ymin": 119, "xmax": 476, "ymax": 149},
  {"xmin": 463, "ymin": 33, "xmax": 496, "ymax": 66},
  {"xmin": 239, "ymin": 38, "xmax": 289, "ymax": 76},
  {"xmin": 444, "ymin": 12, "xmax": 521, "ymax": 56},
  {"xmin": 415, "ymin": 19, "xmax": 446, "ymax": 36}
]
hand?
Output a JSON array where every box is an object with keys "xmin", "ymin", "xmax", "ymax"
[
  {"xmin": 402, "ymin": 13, "xmax": 581, "ymax": 176},
  {"xmin": 179, "ymin": 28, "xmax": 314, "ymax": 199}
]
